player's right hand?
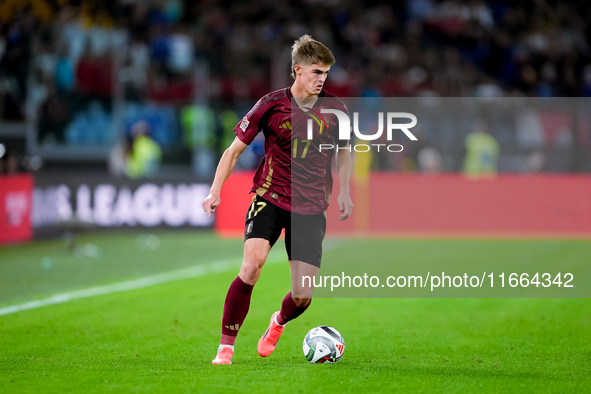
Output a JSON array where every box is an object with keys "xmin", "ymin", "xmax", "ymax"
[{"xmin": 202, "ymin": 192, "xmax": 221, "ymax": 218}]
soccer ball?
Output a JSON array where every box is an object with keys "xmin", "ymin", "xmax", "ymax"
[{"xmin": 302, "ymin": 326, "xmax": 345, "ymax": 363}]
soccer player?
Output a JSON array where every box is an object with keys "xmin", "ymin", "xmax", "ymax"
[{"xmin": 202, "ymin": 35, "xmax": 353, "ymax": 365}]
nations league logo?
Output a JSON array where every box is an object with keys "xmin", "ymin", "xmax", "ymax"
[
  {"xmin": 5, "ymin": 191, "xmax": 30, "ymax": 227},
  {"xmin": 307, "ymin": 110, "xmax": 418, "ymax": 152}
]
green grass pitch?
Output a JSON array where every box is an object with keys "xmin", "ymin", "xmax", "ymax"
[{"xmin": 0, "ymin": 231, "xmax": 589, "ymax": 393}]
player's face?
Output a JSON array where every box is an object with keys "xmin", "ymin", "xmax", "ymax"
[{"xmin": 295, "ymin": 63, "xmax": 331, "ymax": 96}]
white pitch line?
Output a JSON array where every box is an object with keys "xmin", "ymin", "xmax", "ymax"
[
  {"xmin": 0, "ymin": 240, "xmax": 344, "ymax": 317},
  {"xmin": 0, "ymin": 255, "xmax": 252, "ymax": 317}
]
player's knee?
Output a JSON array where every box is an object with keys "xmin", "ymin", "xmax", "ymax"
[
  {"xmin": 244, "ymin": 242, "xmax": 269, "ymax": 268},
  {"xmin": 240, "ymin": 261, "xmax": 261, "ymax": 282},
  {"xmin": 292, "ymin": 297, "xmax": 311, "ymax": 308},
  {"xmin": 243, "ymin": 250, "xmax": 267, "ymax": 270},
  {"xmin": 240, "ymin": 254, "xmax": 267, "ymax": 284}
]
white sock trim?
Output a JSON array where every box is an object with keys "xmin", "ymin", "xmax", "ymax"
[
  {"xmin": 218, "ymin": 344, "xmax": 234, "ymax": 352},
  {"xmin": 274, "ymin": 312, "xmax": 287, "ymax": 327}
]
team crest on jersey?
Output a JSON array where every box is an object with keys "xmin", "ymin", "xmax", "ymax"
[
  {"xmin": 305, "ymin": 109, "xmax": 329, "ymax": 134},
  {"xmin": 240, "ymin": 117, "xmax": 250, "ymax": 132}
]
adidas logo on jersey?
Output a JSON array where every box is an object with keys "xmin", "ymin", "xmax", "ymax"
[{"xmin": 279, "ymin": 121, "xmax": 291, "ymax": 130}]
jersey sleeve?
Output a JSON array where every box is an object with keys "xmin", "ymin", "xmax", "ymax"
[{"xmin": 234, "ymin": 99, "xmax": 267, "ymax": 145}]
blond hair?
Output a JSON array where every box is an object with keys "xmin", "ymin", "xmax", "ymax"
[{"xmin": 291, "ymin": 34, "xmax": 335, "ymax": 79}]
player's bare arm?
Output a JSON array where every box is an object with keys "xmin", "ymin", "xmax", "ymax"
[
  {"xmin": 336, "ymin": 143, "xmax": 353, "ymax": 221},
  {"xmin": 202, "ymin": 137, "xmax": 248, "ymax": 217}
]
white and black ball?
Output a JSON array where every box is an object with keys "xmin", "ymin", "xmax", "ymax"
[{"xmin": 302, "ymin": 326, "xmax": 345, "ymax": 363}]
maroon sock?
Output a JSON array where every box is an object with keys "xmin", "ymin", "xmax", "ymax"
[
  {"xmin": 277, "ymin": 292, "xmax": 311, "ymax": 325},
  {"xmin": 220, "ymin": 276, "xmax": 254, "ymax": 346}
]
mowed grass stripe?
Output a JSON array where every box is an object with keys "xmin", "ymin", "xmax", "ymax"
[
  {"xmin": 0, "ymin": 234, "xmax": 344, "ymax": 315},
  {"xmin": 0, "ymin": 262, "xmax": 589, "ymax": 393},
  {"xmin": 0, "ymin": 231, "xmax": 246, "ymax": 305},
  {"xmin": 1, "ymin": 233, "xmax": 590, "ymax": 392},
  {"xmin": 0, "ymin": 258, "xmax": 241, "ymax": 316}
]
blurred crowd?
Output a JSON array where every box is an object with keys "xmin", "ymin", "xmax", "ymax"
[
  {"xmin": 0, "ymin": 0, "xmax": 590, "ymax": 173},
  {"xmin": 2, "ymin": 0, "xmax": 590, "ymax": 119}
]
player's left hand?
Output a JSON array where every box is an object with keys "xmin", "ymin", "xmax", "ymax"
[{"xmin": 337, "ymin": 193, "xmax": 353, "ymax": 221}]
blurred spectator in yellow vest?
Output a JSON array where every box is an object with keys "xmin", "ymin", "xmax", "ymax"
[
  {"xmin": 180, "ymin": 104, "xmax": 215, "ymax": 178},
  {"xmin": 126, "ymin": 121, "xmax": 162, "ymax": 178},
  {"xmin": 462, "ymin": 119, "xmax": 499, "ymax": 177},
  {"xmin": 219, "ymin": 109, "xmax": 239, "ymax": 150}
]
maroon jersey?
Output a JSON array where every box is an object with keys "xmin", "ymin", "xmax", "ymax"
[{"xmin": 234, "ymin": 87, "xmax": 348, "ymax": 214}]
